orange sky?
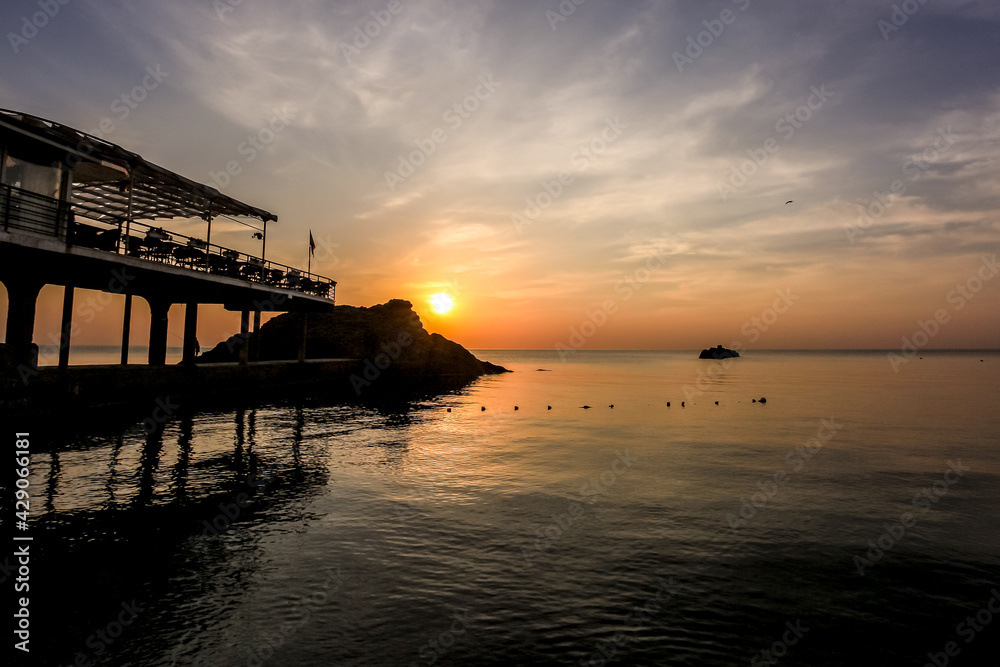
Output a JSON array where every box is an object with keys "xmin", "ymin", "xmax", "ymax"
[{"xmin": 3, "ymin": 243, "xmax": 998, "ymax": 355}]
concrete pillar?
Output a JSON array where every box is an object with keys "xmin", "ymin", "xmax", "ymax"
[
  {"xmin": 4, "ymin": 278, "xmax": 44, "ymax": 370},
  {"xmin": 238, "ymin": 309, "xmax": 250, "ymax": 365},
  {"xmin": 58, "ymin": 283, "xmax": 75, "ymax": 370},
  {"xmin": 121, "ymin": 293, "xmax": 133, "ymax": 365},
  {"xmin": 250, "ymin": 310, "xmax": 261, "ymax": 362},
  {"xmin": 182, "ymin": 302, "xmax": 198, "ymax": 365},
  {"xmin": 298, "ymin": 314, "xmax": 308, "ymax": 363},
  {"xmin": 147, "ymin": 298, "xmax": 171, "ymax": 366}
]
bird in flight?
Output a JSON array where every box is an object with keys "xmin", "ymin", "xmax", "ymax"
[{"xmin": 785, "ymin": 200, "xmax": 794, "ymax": 205}]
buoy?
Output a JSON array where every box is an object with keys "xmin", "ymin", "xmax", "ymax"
[
  {"xmin": 446, "ymin": 408, "xmax": 451, "ymax": 412},
  {"xmin": 609, "ymin": 404, "xmax": 614, "ymax": 409},
  {"xmin": 547, "ymin": 405, "xmax": 552, "ymax": 410},
  {"xmin": 681, "ymin": 402, "xmax": 685, "ymax": 407},
  {"xmin": 759, "ymin": 397, "xmax": 766, "ymax": 404},
  {"xmin": 666, "ymin": 402, "xmax": 670, "ymax": 407},
  {"xmin": 481, "ymin": 406, "xmax": 486, "ymax": 411},
  {"xmin": 715, "ymin": 401, "xmax": 719, "ymax": 405},
  {"xmin": 514, "ymin": 406, "xmax": 519, "ymax": 411},
  {"xmin": 752, "ymin": 399, "xmax": 756, "ymax": 403}
]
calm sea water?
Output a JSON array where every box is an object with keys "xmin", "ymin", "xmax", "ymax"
[
  {"xmin": 16, "ymin": 350, "xmax": 1000, "ymax": 666},
  {"xmin": 36, "ymin": 345, "xmax": 186, "ymax": 366}
]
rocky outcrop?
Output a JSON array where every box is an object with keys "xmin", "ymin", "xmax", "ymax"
[
  {"xmin": 699, "ymin": 344, "xmax": 740, "ymax": 360},
  {"xmin": 197, "ymin": 300, "xmax": 509, "ymax": 393}
]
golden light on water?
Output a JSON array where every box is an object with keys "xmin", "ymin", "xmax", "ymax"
[{"xmin": 429, "ymin": 293, "xmax": 454, "ymax": 314}]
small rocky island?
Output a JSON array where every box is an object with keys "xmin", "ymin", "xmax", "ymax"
[
  {"xmin": 199, "ymin": 299, "xmax": 509, "ymax": 394},
  {"xmin": 699, "ymin": 344, "xmax": 740, "ymax": 360}
]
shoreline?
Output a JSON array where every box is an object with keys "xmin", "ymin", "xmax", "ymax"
[{"xmin": 0, "ymin": 358, "xmax": 498, "ymax": 417}]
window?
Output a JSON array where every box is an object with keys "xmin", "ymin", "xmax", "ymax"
[{"xmin": 2, "ymin": 153, "xmax": 61, "ymax": 200}]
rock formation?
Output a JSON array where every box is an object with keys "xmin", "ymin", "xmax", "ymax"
[
  {"xmin": 699, "ymin": 344, "xmax": 740, "ymax": 360},
  {"xmin": 198, "ymin": 299, "xmax": 509, "ymax": 393}
]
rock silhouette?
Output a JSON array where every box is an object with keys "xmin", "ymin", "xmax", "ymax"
[
  {"xmin": 198, "ymin": 299, "xmax": 509, "ymax": 391},
  {"xmin": 699, "ymin": 344, "xmax": 740, "ymax": 360}
]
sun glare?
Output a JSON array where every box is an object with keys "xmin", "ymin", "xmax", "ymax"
[{"xmin": 429, "ymin": 293, "xmax": 454, "ymax": 314}]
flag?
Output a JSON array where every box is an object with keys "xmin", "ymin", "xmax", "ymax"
[{"xmin": 309, "ymin": 230, "xmax": 316, "ymax": 257}]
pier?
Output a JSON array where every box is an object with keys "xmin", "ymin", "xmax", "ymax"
[{"xmin": 0, "ymin": 109, "xmax": 338, "ymax": 383}]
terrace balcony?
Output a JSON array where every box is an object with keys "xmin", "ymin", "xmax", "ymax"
[
  {"xmin": 1, "ymin": 182, "xmax": 335, "ymax": 300},
  {"xmin": 0, "ymin": 108, "xmax": 337, "ymax": 370}
]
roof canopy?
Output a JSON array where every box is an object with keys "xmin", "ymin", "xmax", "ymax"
[{"xmin": 0, "ymin": 108, "xmax": 277, "ymax": 225}]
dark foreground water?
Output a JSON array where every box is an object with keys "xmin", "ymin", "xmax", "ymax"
[{"xmin": 7, "ymin": 350, "xmax": 1000, "ymax": 666}]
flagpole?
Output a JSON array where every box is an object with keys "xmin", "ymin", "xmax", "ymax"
[{"xmin": 307, "ymin": 231, "xmax": 312, "ymax": 280}]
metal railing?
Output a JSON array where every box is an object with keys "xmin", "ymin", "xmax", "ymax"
[
  {"xmin": 1, "ymin": 182, "xmax": 70, "ymax": 237},
  {"xmin": 1, "ymin": 182, "xmax": 336, "ymax": 302}
]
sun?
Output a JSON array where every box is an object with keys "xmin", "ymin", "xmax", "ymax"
[{"xmin": 429, "ymin": 293, "xmax": 454, "ymax": 314}]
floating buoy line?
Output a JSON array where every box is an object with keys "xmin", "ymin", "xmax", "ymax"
[{"xmin": 440, "ymin": 398, "xmax": 770, "ymax": 412}]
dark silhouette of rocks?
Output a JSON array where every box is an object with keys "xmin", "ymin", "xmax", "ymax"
[
  {"xmin": 198, "ymin": 299, "xmax": 509, "ymax": 392},
  {"xmin": 699, "ymin": 344, "xmax": 740, "ymax": 360}
]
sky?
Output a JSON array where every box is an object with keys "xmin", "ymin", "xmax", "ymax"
[{"xmin": 1, "ymin": 0, "xmax": 999, "ymax": 352}]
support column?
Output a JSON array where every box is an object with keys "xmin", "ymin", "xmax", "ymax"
[
  {"xmin": 4, "ymin": 278, "xmax": 44, "ymax": 370},
  {"xmin": 58, "ymin": 283, "xmax": 75, "ymax": 370},
  {"xmin": 298, "ymin": 314, "xmax": 308, "ymax": 363},
  {"xmin": 147, "ymin": 298, "xmax": 171, "ymax": 366},
  {"xmin": 238, "ymin": 309, "xmax": 250, "ymax": 365},
  {"xmin": 121, "ymin": 293, "xmax": 133, "ymax": 365},
  {"xmin": 182, "ymin": 302, "xmax": 198, "ymax": 365},
  {"xmin": 250, "ymin": 310, "xmax": 261, "ymax": 362}
]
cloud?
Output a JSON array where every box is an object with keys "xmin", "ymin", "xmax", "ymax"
[{"xmin": 3, "ymin": 0, "xmax": 1000, "ymax": 347}]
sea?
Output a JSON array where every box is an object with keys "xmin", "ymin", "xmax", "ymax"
[{"xmin": 12, "ymin": 349, "xmax": 1000, "ymax": 666}]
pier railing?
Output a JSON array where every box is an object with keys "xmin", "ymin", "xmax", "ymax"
[
  {"xmin": 1, "ymin": 181, "xmax": 70, "ymax": 237},
  {"xmin": 1, "ymin": 182, "xmax": 336, "ymax": 301}
]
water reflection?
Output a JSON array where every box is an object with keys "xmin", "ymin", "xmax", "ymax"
[
  {"xmin": 233, "ymin": 407, "xmax": 246, "ymax": 472},
  {"xmin": 293, "ymin": 405, "xmax": 304, "ymax": 474},
  {"xmin": 172, "ymin": 410, "xmax": 194, "ymax": 502},
  {"xmin": 44, "ymin": 450, "xmax": 59, "ymax": 513},
  {"xmin": 135, "ymin": 420, "xmax": 164, "ymax": 507},
  {"xmin": 105, "ymin": 432, "xmax": 123, "ymax": 509},
  {"xmin": 31, "ymin": 400, "xmax": 350, "ymax": 666}
]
